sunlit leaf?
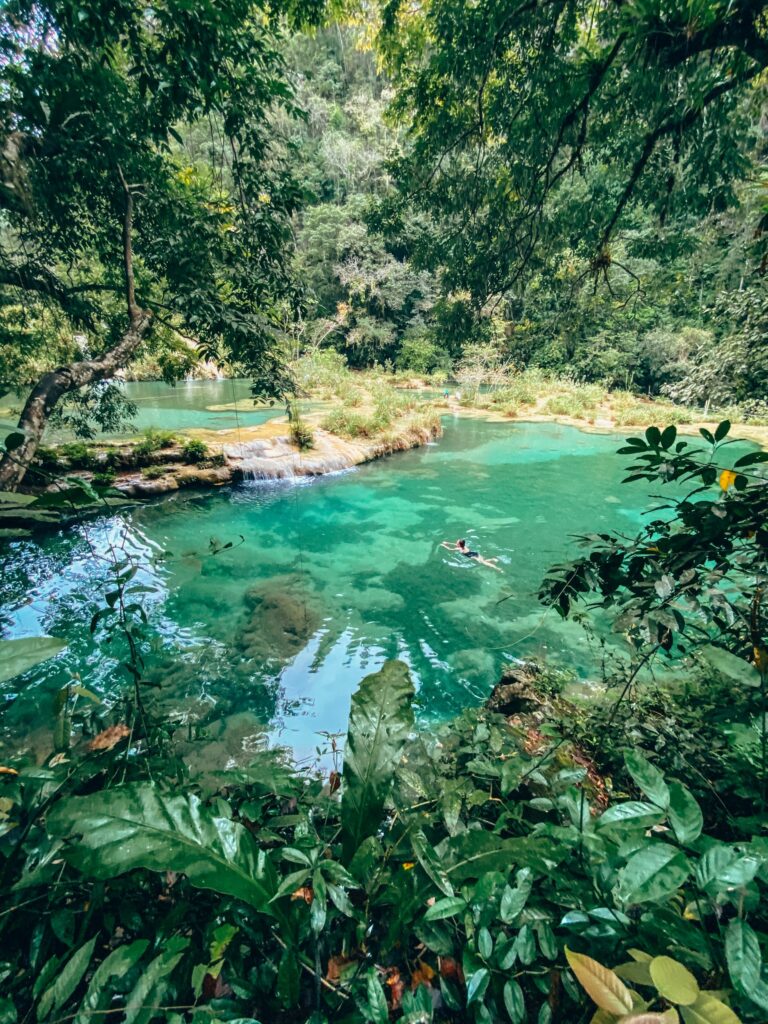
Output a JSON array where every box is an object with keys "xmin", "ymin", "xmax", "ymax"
[
  {"xmin": 47, "ymin": 784, "xmax": 285, "ymax": 923},
  {"xmin": 565, "ymin": 948, "xmax": 633, "ymax": 1015},
  {"xmin": 649, "ymin": 956, "xmax": 699, "ymax": 1006},
  {"xmin": 679, "ymin": 992, "xmax": 741, "ymax": 1024},
  {"xmin": 0, "ymin": 637, "xmax": 67, "ymax": 684}
]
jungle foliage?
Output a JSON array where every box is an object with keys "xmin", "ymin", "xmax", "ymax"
[{"xmin": 1, "ymin": 640, "xmax": 767, "ymax": 1024}]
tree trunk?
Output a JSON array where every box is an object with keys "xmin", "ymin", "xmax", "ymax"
[{"xmin": 0, "ymin": 310, "xmax": 152, "ymax": 490}]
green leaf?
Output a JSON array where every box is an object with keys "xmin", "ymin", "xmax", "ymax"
[
  {"xmin": 478, "ymin": 927, "xmax": 493, "ymax": 960},
  {"xmin": 649, "ymin": 956, "xmax": 699, "ymax": 1006},
  {"xmin": 714, "ymin": 420, "xmax": 731, "ymax": 442},
  {"xmin": 596, "ymin": 801, "xmax": 666, "ymax": 831},
  {"xmin": 367, "ymin": 970, "xmax": 389, "ymax": 1024},
  {"xmin": 725, "ymin": 919, "xmax": 767, "ymax": 1009},
  {"xmin": 412, "ymin": 828, "xmax": 454, "ymax": 897},
  {"xmin": 645, "ymin": 426, "xmax": 662, "ymax": 446},
  {"xmin": 311, "ymin": 869, "xmax": 327, "ymax": 934},
  {"xmin": 466, "ymin": 967, "xmax": 490, "ymax": 1006},
  {"xmin": 0, "ymin": 637, "xmax": 67, "ymax": 684},
  {"xmin": 0, "ymin": 998, "xmax": 16, "ymax": 1024},
  {"xmin": 341, "ymin": 660, "xmax": 414, "ymax": 859},
  {"xmin": 503, "ymin": 979, "xmax": 525, "ymax": 1023},
  {"xmin": 440, "ymin": 977, "xmax": 462, "ymax": 1012},
  {"xmin": 500, "ymin": 867, "xmax": 533, "ymax": 923},
  {"xmin": 660, "ymin": 425, "xmax": 677, "ymax": 450},
  {"xmin": 616, "ymin": 845, "xmax": 690, "ymax": 906},
  {"xmin": 734, "ymin": 450, "xmax": 768, "ymax": 467},
  {"xmin": 74, "ymin": 941, "xmax": 148, "ymax": 1024},
  {"xmin": 424, "ymin": 895, "xmax": 467, "ymax": 921},
  {"xmin": 515, "ymin": 924, "xmax": 536, "ymax": 965},
  {"xmin": 537, "ymin": 921, "xmax": 558, "ymax": 961},
  {"xmin": 38, "ymin": 937, "xmax": 97, "ymax": 1021},
  {"xmin": 46, "ymin": 784, "xmax": 284, "ymax": 922},
  {"xmin": 277, "ymin": 947, "xmax": 300, "ymax": 1009},
  {"xmin": 668, "ymin": 784, "xmax": 703, "ymax": 846},
  {"xmin": 624, "ymin": 751, "xmax": 670, "ymax": 809},
  {"xmin": 679, "ymin": 992, "xmax": 740, "ymax": 1024},
  {"xmin": 124, "ymin": 937, "xmax": 188, "ymax": 1024}
]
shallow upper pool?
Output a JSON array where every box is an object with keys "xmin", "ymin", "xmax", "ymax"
[{"xmin": 1, "ymin": 416, "xmax": 682, "ymax": 758}]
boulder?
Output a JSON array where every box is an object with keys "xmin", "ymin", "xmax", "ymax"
[{"xmin": 484, "ymin": 661, "xmax": 545, "ymax": 716}]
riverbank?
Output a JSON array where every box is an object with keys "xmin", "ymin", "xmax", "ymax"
[
  {"xmin": 444, "ymin": 396, "xmax": 768, "ymax": 447},
  {"xmin": 116, "ymin": 410, "xmax": 442, "ymax": 496}
]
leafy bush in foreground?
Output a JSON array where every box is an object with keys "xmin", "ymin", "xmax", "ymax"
[{"xmin": 0, "ymin": 653, "xmax": 764, "ymax": 1024}]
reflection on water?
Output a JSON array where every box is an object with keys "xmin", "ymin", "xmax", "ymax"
[{"xmin": 0, "ymin": 418, "xmax": 705, "ymax": 760}]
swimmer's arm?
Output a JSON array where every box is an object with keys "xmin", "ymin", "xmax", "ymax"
[{"xmin": 440, "ymin": 541, "xmax": 457, "ymax": 549}]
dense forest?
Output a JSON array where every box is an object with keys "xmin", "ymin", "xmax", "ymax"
[{"xmin": 3, "ymin": 2, "xmax": 768, "ymax": 1024}]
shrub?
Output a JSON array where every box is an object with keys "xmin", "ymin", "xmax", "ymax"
[
  {"xmin": 289, "ymin": 419, "xmax": 315, "ymax": 450},
  {"xmin": 140, "ymin": 464, "xmax": 169, "ymax": 479},
  {"xmin": 91, "ymin": 470, "xmax": 116, "ymax": 487},
  {"xmin": 322, "ymin": 407, "xmax": 380, "ymax": 438},
  {"xmin": 181, "ymin": 438, "xmax": 209, "ymax": 463},
  {"xmin": 0, "ymin": 660, "xmax": 759, "ymax": 1024},
  {"xmin": 134, "ymin": 428, "xmax": 177, "ymax": 458},
  {"xmin": 59, "ymin": 441, "xmax": 95, "ymax": 467}
]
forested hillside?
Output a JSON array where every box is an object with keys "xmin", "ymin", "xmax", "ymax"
[{"xmin": 274, "ymin": 23, "xmax": 768, "ymax": 404}]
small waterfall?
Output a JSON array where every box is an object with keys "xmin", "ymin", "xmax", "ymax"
[{"xmin": 225, "ymin": 437, "xmax": 356, "ymax": 482}]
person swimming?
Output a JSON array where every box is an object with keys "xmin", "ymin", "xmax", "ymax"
[{"xmin": 441, "ymin": 538, "xmax": 502, "ymax": 572}]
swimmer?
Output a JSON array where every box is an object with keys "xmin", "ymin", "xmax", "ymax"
[{"xmin": 441, "ymin": 538, "xmax": 502, "ymax": 572}]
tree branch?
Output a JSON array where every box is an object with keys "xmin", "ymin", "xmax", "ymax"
[
  {"xmin": 117, "ymin": 165, "xmax": 140, "ymax": 322},
  {"xmin": 599, "ymin": 66, "xmax": 761, "ymax": 250}
]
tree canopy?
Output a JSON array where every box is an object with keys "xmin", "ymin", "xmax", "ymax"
[
  {"xmin": 376, "ymin": 0, "xmax": 768, "ymax": 304},
  {"xmin": 0, "ymin": 0, "xmax": 320, "ymax": 486}
]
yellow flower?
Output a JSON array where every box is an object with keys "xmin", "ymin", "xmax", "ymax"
[
  {"xmin": 402, "ymin": 861, "xmax": 416, "ymax": 870},
  {"xmin": 719, "ymin": 469, "xmax": 737, "ymax": 491}
]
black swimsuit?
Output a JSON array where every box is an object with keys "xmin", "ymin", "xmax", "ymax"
[{"xmin": 461, "ymin": 549, "xmax": 479, "ymax": 558}]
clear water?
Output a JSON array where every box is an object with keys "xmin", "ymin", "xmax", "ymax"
[
  {"xmin": 1, "ymin": 415, "xmax": 688, "ymax": 759},
  {"xmin": 0, "ymin": 378, "xmax": 283, "ymax": 440}
]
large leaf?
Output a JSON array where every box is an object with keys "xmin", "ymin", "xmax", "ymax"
[
  {"xmin": 503, "ymin": 979, "xmax": 525, "ymax": 1023},
  {"xmin": 667, "ymin": 784, "xmax": 703, "ymax": 845},
  {"xmin": 679, "ymin": 992, "xmax": 740, "ymax": 1024},
  {"xmin": 37, "ymin": 937, "xmax": 96, "ymax": 1021},
  {"xmin": 616, "ymin": 844, "xmax": 690, "ymax": 906},
  {"xmin": 649, "ymin": 956, "xmax": 699, "ymax": 1006},
  {"xmin": 725, "ymin": 919, "xmax": 768, "ymax": 1010},
  {"xmin": 412, "ymin": 827, "xmax": 454, "ymax": 897},
  {"xmin": 0, "ymin": 637, "xmax": 67, "ymax": 684},
  {"xmin": 74, "ymin": 941, "xmax": 148, "ymax": 1024},
  {"xmin": 624, "ymin": 752, "xmax": 670, "ymax": 809},
  {"xmin": 367, "ymin": 970, "xmax": 389, "ymax": 1024},
  {"xmin": 565, "ymin": 948, "xmax": 633, "ymax": 1015},
  {"xmin": 596, "ymin": 801, "xmax": 666, "ymax": 831},
  {"xmin": 341, "ymin": 659, "xmax": 414, "ymax": 859},
  {"xmin": 47, "ymin": 784, "xmax": 284, "ymax": 923},
  {"xmin": 444, "ymin": 832, "xmax": 558, "ymax": 881}
]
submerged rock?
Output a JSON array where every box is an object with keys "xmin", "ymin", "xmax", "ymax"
[{"xmin": 240, "ymin": 574, "xmax": 320, "ymax": 663}]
